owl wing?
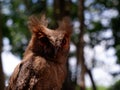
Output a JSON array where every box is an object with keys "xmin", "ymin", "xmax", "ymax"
[{"xmin": 7, "ymin": 56, "xmax": 46, "ymax": 90}]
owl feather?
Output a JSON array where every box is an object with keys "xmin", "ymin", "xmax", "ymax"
[{"xmin": 7, "ymin": 15, "xmax": 72, "ymax": 90}]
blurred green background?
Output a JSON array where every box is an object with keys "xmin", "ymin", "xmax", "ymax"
[{"xmin": 0, "ymin": 0, "xmax": 120, "ymax": 90}]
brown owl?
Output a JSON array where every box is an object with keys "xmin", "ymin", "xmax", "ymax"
[{"xmin": 7, "ymin": 15, "xmax": 72, "ymax": 90}]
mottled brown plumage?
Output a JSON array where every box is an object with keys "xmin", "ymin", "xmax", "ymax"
[{"xmin": 7, "ymin": 15, "xmax": 72, "ymax": 90}]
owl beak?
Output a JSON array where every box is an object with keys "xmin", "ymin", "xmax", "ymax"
[
  {"xmin": 50, "ymin": 39, "xmax": 61, "ymax": 47},
  {"xmin": 41, "ymin": 26, "xmax": 63, "ymax": 48},
  {"xmin": 54, "ymin": 46, "xmax": 59, "ymax": 55},
  {"xmin": 49, "ymin": 37, "xmax": 62, "ymax": 54}
]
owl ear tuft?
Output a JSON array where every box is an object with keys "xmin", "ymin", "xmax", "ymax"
[
  {"xmin": 58, "ymin": 17, "xmax": 72, "ymax": 36},
  {"xmin": 27, "ymin": 14, "xmax": 48, "ymax": 33}
]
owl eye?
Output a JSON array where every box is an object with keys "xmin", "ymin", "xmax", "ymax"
[
  {"xmin": 62, "ymin": 38, "xmax": 66, "ymax": 45},
  {"xmin": 39, "ymin": 37, "xmax": 48, "ymax": 43},
  {"xmin": 38, "ymin": 32, "xmax": 46, "ymax": 39}
]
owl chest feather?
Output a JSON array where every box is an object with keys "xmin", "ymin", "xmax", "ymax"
[{"xmin": 7, "ymin": 55, "xmax": 67, "ymax": 90}]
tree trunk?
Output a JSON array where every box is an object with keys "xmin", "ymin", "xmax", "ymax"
[
  {"xmin": 53, "ymin": 0, "xmax": 64, "ymax": 20},
  {"xmin": 77, "ymin": 0, "xmax": 97, "ymax": 90},
  {"xmin": 86, "ymin": 68, "xmax": 97, "ymax": 90},
  {"xmin": 77, "ymin": 0, "xmax": 86, "ymax": 90},
  {"xmin": 0, "ymin": 2, "xmax": 5, "ymax": 89},
  {"xmin": 53, "ymin": 0, "xmax": 71, "ymax": 20}
]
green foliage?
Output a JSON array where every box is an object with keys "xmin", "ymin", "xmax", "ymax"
[
  {"xmin": 94, "ymin": 0, "xmax": 116, "ymax": 8},
  {"xmin": 87, "ymin": 86, "xmax": 107, "ymax": 90},
  {"xmin": 111, "ymin": 17, "xmax": 120, "ymax": 64},
  {"xmin": 108, "ymin": 80, "xmax": 120, "ymax": 90},
  {"xmin": 1, "ymin": 0, "xmax": 48, "ymax": 57},
  {"xmin": 75, "ymin": 85, "xmax": 107, "ymax": 90}
]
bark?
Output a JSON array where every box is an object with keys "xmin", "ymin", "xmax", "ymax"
[
  {"xmin": 77, "ymin": 0, "xmax": 96, "ymax": 90},
  {"xmin": 77, "ymin": 0, "xmax": 86, "ymax": 90},
  {"xmin": 53, "ymin": 0, "xmax": 71, "ymax": 20},
  {"xmin": 0, "ymin": 2, "xmax": 5, "ymax": 89},
  {"xmin": 53, "ymin": 0, "xmax": 68, "ymax": 20},
  {"xmin": 0, "ymin": 42, "xmax": 5, "ymax": 89},
  {"xmin": 86, "ymin": 68, "xmax": 97, "ymax": 90},
  {"xmin": 77, "ymin": 0, "xmax": 97, "ymax": 90}
]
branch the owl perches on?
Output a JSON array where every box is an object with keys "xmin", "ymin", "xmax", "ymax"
[{"xmin": 7, "ymin": 14, "xmax": 72, "ymax": 90}]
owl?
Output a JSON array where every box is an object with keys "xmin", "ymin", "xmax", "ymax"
[{"xmin": 7, "ymin": 15, "xmax": 72, "ymax": 90}]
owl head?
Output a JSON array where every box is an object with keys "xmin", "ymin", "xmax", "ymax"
[{"xmin": 27, "ymin": 15, "xmax": 72, "ymax": 61}]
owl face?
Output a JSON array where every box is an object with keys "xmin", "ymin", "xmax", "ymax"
[
  {"xmin": 31, "ymin": 27, "xmax": 67, "ymax": 59},
  {"xmin": 28, "ymin": 16, "xmax": 72, "ymax": 59}
]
